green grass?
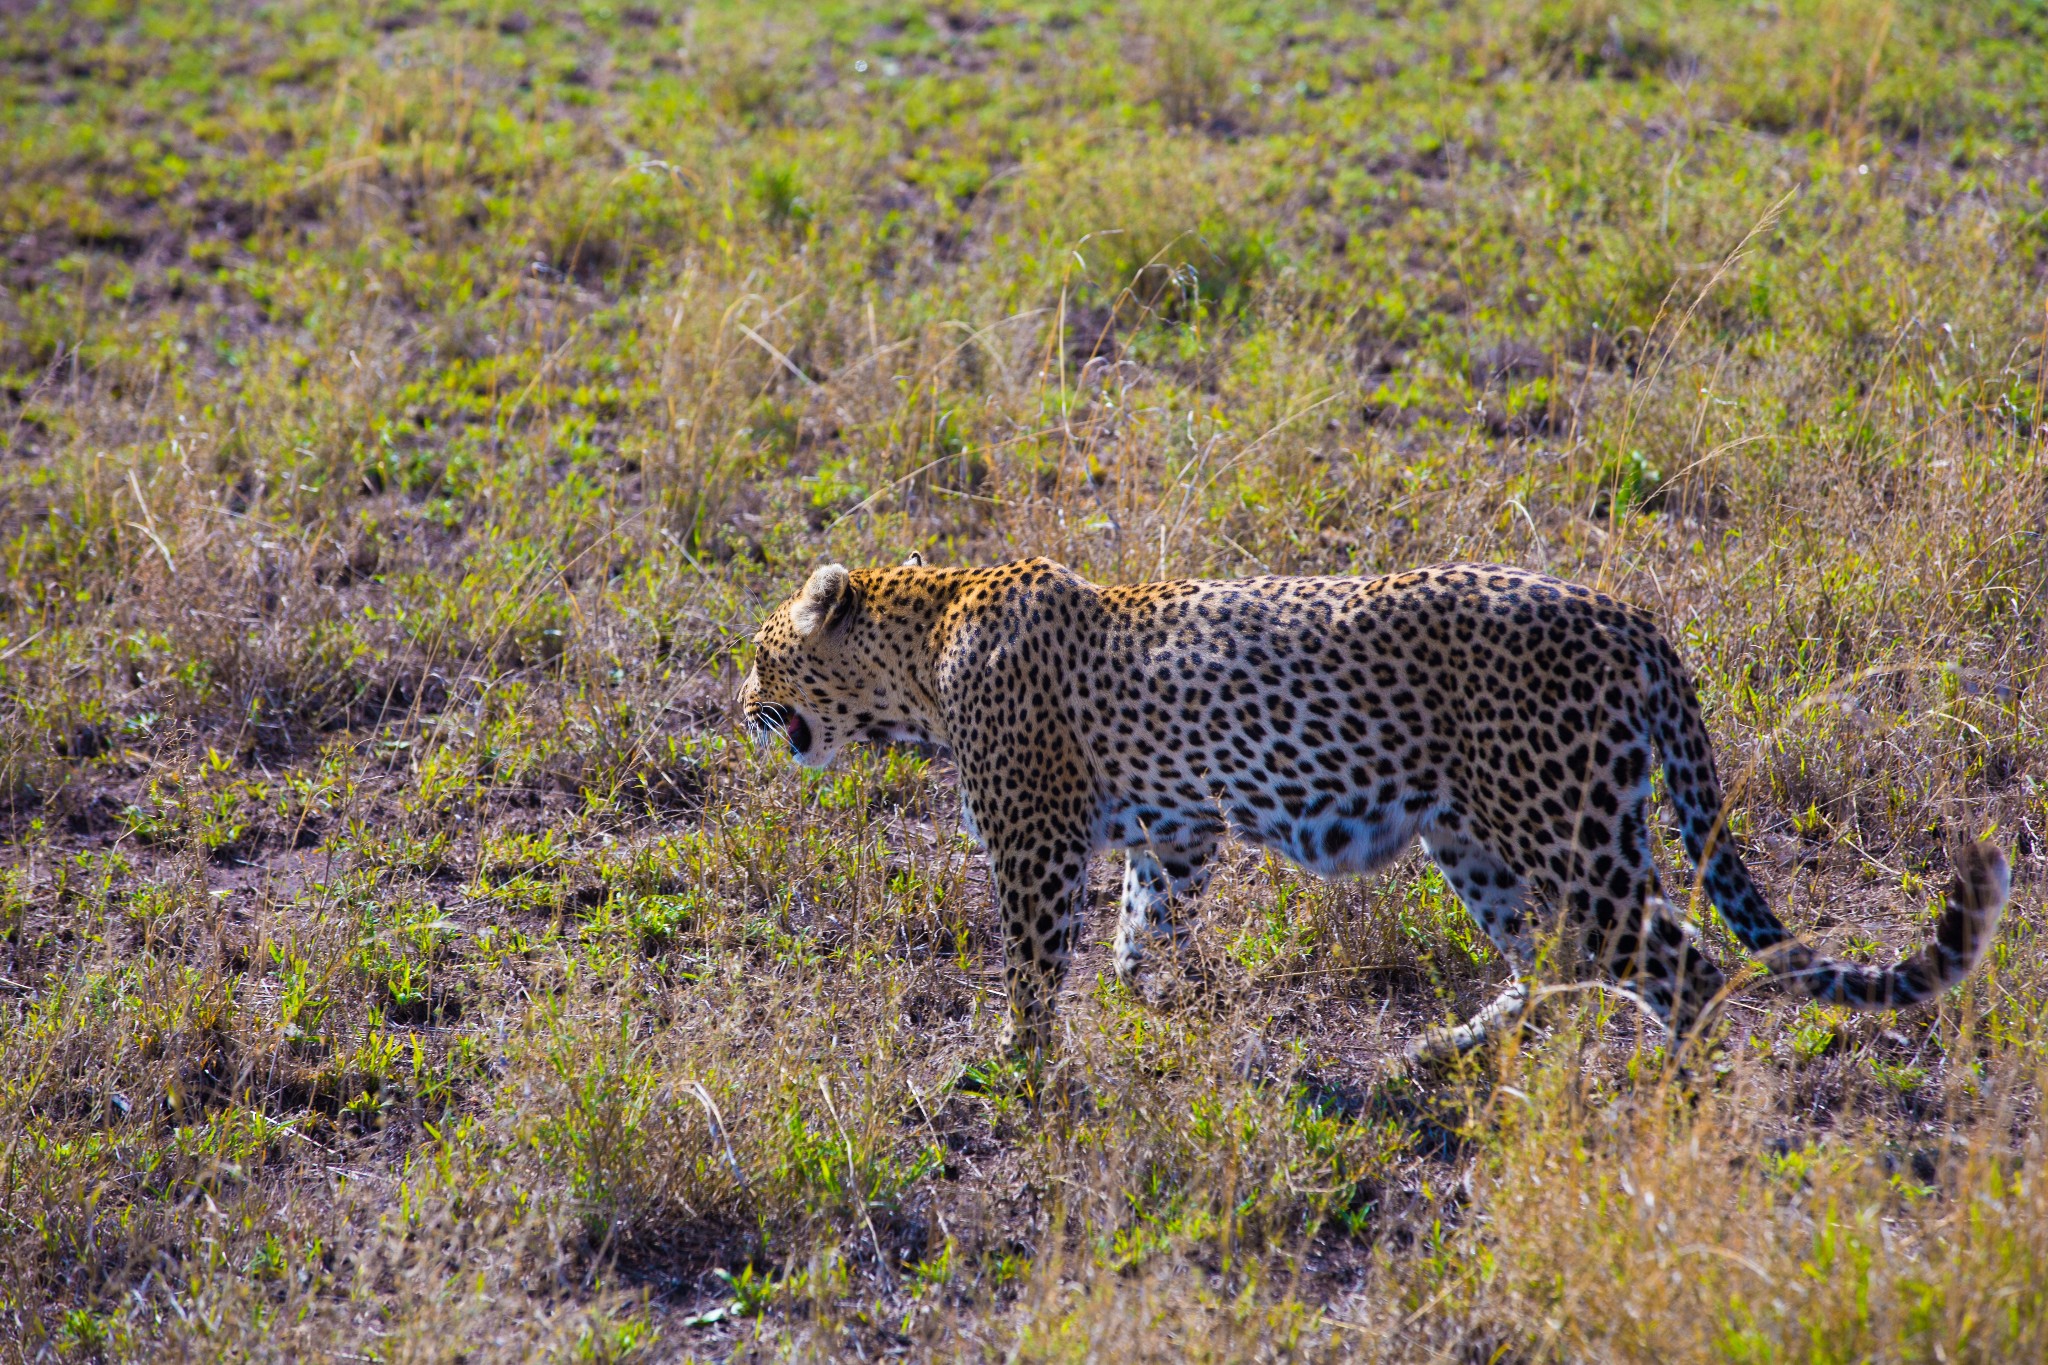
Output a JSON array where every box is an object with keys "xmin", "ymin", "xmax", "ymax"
[{"xmin": 2, "ymin": 0, "xmax": 2047, "ymax": 1357}]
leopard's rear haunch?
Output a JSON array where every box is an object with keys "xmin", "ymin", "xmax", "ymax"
[{"xmin": 740, "ymin": 556, "xmax": 2012, "ymax": 1061}]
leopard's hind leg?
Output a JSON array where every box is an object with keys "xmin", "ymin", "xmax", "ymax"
[
  {"xmin": 1558, "ymin": 798, "xmax": 1728, "ymax": 1049},
  {"xmin": 1113, "ymin": 832, "xmax": 1219, "ymax": 985},
  {"xmin": 1408, "ymin": 829, "xmax": 1540, "ymax": 1063},
  {"xmin": 1594, "ymin": 895, "xmax": 1727, "ymax": 1046}
]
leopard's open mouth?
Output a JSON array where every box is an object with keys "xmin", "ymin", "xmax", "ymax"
[{"xmin": 752, "ymin": 702, "xmax": 812, "ymax": 758}]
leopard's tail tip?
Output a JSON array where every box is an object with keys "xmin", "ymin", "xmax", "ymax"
[
  {"xmin": 1792, "ymin": 839, "xmax": 2009, "ymax": 1009},
  {"xmin": 1942, "ymin": 839, "xmax": 2010, "ymax": 975}
]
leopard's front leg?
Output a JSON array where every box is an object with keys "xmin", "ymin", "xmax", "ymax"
[
  {"xmin": 940, "ymin": 599, "xmax": 1104, "ymax": 1059},
  {"xmin": 983, "ymin": 823, "xmax": 1093, "ymax": 1057},
  {"xmin": 953, "ymin": 722, "xmax": 1098, "ymax": 1058}
]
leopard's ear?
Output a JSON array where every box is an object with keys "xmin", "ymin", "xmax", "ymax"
[
  {"xmin": 791, "ymin": 564, "xmax": 854, "ymax": 636},
  {"xmin": 901, "ymin": 550, "xmax": 924, "ymax": 567}
]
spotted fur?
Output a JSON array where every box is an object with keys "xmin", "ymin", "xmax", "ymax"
[{"xmin": 740, "ymin": 557, "xmax": 2009, "ymax": 1059}]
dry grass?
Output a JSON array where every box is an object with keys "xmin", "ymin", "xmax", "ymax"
[{"xmin": 2, "ymin": 0, "xmax": 2046, "ymax": 1359}]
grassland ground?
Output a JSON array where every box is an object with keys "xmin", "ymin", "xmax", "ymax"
[{"xmin": 3, "ymin": 0, "xmax": 2048, "ymax": 1358}]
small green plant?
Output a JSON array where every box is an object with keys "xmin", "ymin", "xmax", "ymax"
[
  {"xmin": 572, "ymin": 1312, "xmax": 657, "ymax": 1364},
  {"xmin": 247, "ymin": 1231, "xmax": 288, "ymax": 1281},
  {"xmin": 985, "ymin": 1249, "xmax": 1032, "ymax": 1290},
  {"xmin": 767, "ymin": 1095, "xmax": 943, "ymax": 1223},
  {"xmin": 342, "ymin": 1087, "xmax": 389, "ymax": 1130},
  {"xmin": 1789, "ymin": 1005, "xmax": 1841, "ymax": 1065},
  {"xmin": 908, "ymin": 1240, "xmax": 956, "ymax": 1295},
  {"xmin": 122, "ymin": 776, "xmax": 187, "ymax": 846},
  {"xmin": 954, "ymin": 1055, "xmax": 1037, "ymax": 1110},
  {"xmin": 354, "ymin": 902, "xmax": 457, "ymax": 1024},
  {"xmin": 1869, "ymin": 1058, "xmax": 1928, "ymax": 1093},
  {"xmin": 344, "ymin": 823, "xmax": 452, "ymax": 877},
  {"xmin": 272, "ymin": 947, "xmax": 332, "ymax": 1047},
  {"xmin": 475, "ymin": 923, "xmax": 536, "ymax": 965},
  {"xmin": 713, "ymin": 1263, "xmax": 777, "ymax": 1317},
  {"xmin": 57, "ymin": 1307, "xmax": 112, "ymax": 1356},
  {"xmin": 1, "ymin": 867, "xmax": 33, "ymax": 943},
  {"xmin": 480, "ymin": 828, "xmax": 571, "ymax": 881},
  {"xmin": 1396, "ymin": 865, "xmax": 1489, "ymax": 968},
  {"xmin": 405, "ymin": 744, "xmax": 476, "ymax": 816},
  {"xmin": 1590, "ymin": 448, "xmax": 1663, "ymax": 518},
  {"xmin": 749, "ymin": 162, "xmax": 812, "ymax": 228},
  {"xmin": 624, "ymin": 892, "xmax": 697, "ymax": 954},
  {"xmin": 194, "ymin": 783, "xmax": 256, "ymax": 857}
]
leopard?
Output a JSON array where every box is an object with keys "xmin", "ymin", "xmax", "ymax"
[{"xmin": 738, "ymin": 554, "xmax": 2009, "ymax": 1062}]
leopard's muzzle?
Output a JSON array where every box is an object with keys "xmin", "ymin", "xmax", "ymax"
[{"xmin": 750, "ymin": 701, "xmax": 813, "ymax": 758}]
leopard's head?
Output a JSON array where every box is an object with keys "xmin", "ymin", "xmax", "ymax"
[{"xmin": 738, "ymin": 559, "xmax": 937, "ymax": 768}]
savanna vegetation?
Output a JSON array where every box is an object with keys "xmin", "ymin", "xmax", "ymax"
[{"xmin": 3, "ymin": 0, "xmax": 2047, "ymax": 1358}]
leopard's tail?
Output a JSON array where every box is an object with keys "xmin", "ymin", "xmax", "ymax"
[{"xmin": 1642, "ymin": 631, "xmax": 2008, "ymax": 1010}]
